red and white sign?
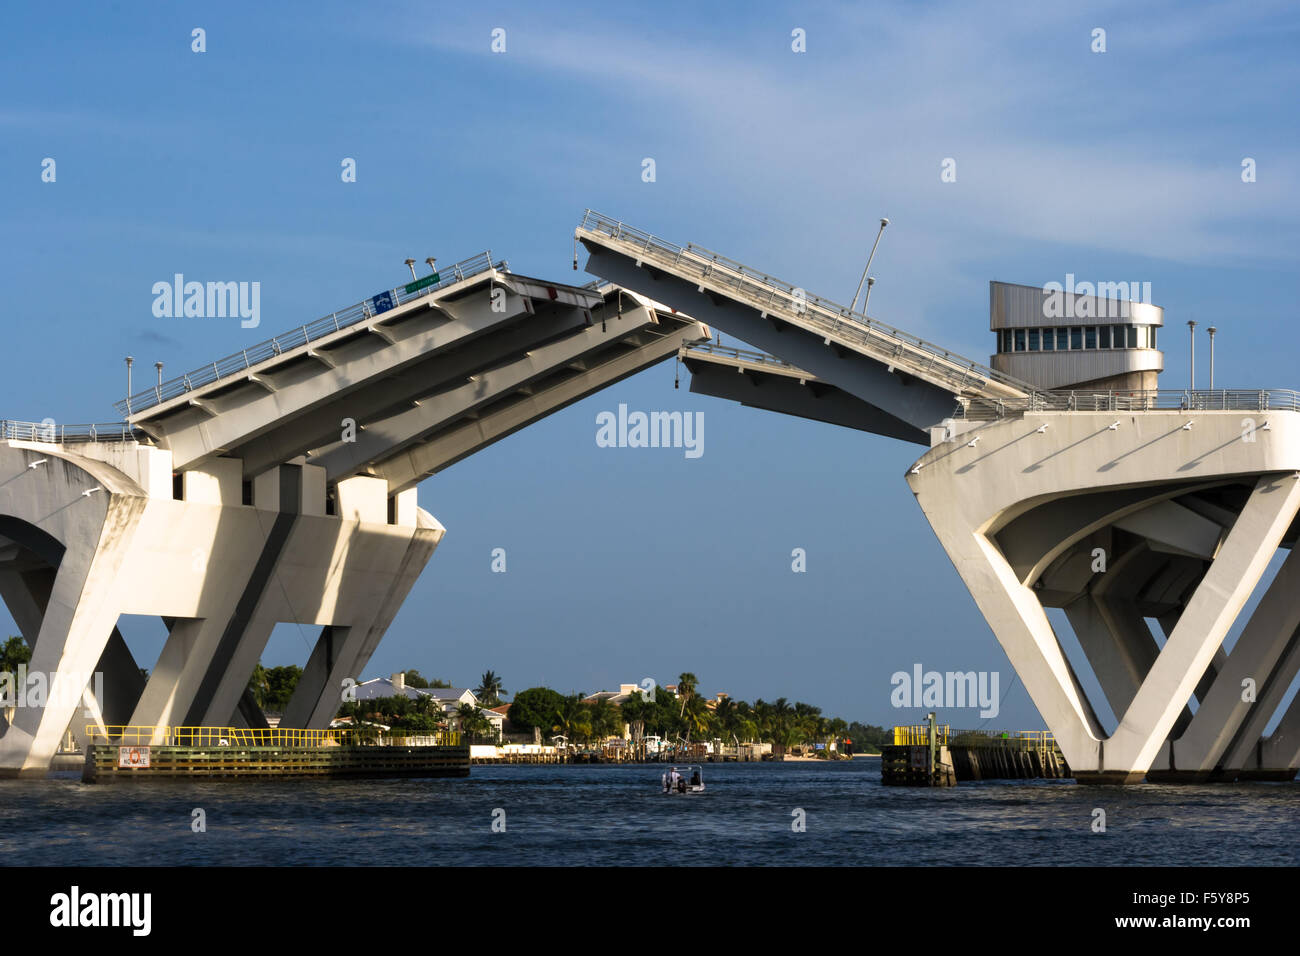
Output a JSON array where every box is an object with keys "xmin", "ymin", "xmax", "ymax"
[{"xmin": 118, "ymin": 746, "xmax": 150, "ymax": 768}]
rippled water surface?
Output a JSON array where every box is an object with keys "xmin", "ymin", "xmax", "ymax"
[{"xmin": 1, "ymin": 758, "xmax": 1296, "ymax": 866}]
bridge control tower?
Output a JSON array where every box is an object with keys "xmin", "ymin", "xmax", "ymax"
[{"xmin": 989, "ymin": 280, "xmax": 1164, "ymax": 392}]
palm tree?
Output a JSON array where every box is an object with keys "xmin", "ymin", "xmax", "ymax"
[
  {"xmin": 551, "ymin": 694, "xmax": 584, "ymax": 747},
  {"xmin": 475, "ymin": 670, "xmax": 506, "ymax": 706},
  {"xmin": 676, "ymin": 672, "xmax": 698, "ymax": 718}
]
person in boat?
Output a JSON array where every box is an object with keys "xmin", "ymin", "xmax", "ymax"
[{"xmin": 690, "ymin": 769, "xmax": 701, "ymax": 788}]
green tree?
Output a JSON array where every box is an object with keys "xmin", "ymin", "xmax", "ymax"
[
  {"xmin": 621, "ymin": 690, "xmax": 649, "ymax": 742},
  {"xmin": 1, "ymin": 636, "xmax": 31, "ymax": 673},
  {"xmin": 587, "ymin": 697, "xmax": 619, "ymax": 745},
  {"xmin": 508, "ymin": 687, "xmax": 565, "ymax": 733},
  {"xmin": 262, "ymin": 665, "xmax": 303, "ymax": 712},
  {"xmin": 403, "ymin": 670, "xmax": 431, "ymax": 688}
]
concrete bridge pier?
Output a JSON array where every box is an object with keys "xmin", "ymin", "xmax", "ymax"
[
  {"xmin": 908, "ymin": 411, "xmax": 1300, "ymax": 784},
  {"xmin": 0, "ymin": 440, "xmax": 445, "ymax": 775}
]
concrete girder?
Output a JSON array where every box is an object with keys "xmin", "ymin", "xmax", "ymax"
[
  {"xmin": 1113, "ymin": 499, "xmax": 1224, "ymax": 559},
  {"xmin": 993, "ymin": 482, "xmax": 1215, "ymax": 585},
  {"xmin": 909, "ymin": 409, "xmax": 1300, "ymax": 782},
  {"xmin": 683, "ymin": 353, "xmax": 924, "ymax": 443},
  {"xmin": 307, "ymin": 299, "xmax": 681, "ymax": 483},
  {"xmin": 230, "ymin": 303, "xmax": 593, "ymax": 477},
  {"xmin": 371, "ymin": 322, "xmax": 706, "ymax": 493},
  {"xmin": 132, "ymin": 286, "xmax": 539, "ymax": 471},
  {"xmin": 580, "ymin": 246, "xmax": 955, "ymax": 440}
]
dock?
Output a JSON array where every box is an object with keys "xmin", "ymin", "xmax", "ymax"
[
  {"xmin": 881, "ymin": 718, "xmax": 1071, "ymax": 786},
  {"xmin": 82, "ymin": 725, "xmax": 469, "ymax": 782}
]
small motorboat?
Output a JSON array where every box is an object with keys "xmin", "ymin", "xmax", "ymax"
[{"xmin": 661, "ymin": 765, "xmax": 705, "ymax": 794}]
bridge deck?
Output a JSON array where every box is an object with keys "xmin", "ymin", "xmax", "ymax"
[{"xmin": 576, "ymin": 211, "xmax": 1035, "ymax": 404}]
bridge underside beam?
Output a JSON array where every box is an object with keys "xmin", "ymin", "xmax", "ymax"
[{"xmin": 683, "ymin": 353, "xmax": 925, "ymax": 444}]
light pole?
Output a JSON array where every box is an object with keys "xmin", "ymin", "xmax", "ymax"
[
  {"xmin": 1187, "ymin": 320, "xmax": 1196, "ymax": 390},
  {"xmin": 1207, "ymin": 326, "xmax": 1217, "ymax": 390},
  {"xmin": 425, "ymin": 257, "xmax": 438, "ymax": 276},
  {"xmin": 125, "ymin": 356, "xmax": 134, "ymax": 416},
  {"xmin": 404, "ymin": 258, "xmax": 417, "ymax": 281},
  {"xmin": 850, "ymin": 218, "xmax": 889, "ymax": 315},
  {"xmin": 155, "ymin": 361, "xmax": 164, "ymax": 402}
]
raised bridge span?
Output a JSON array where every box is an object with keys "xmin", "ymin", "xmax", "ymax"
[
  {"xmin": 0, "ymin": 249, "xmax": 707, "ymax": 774},
  {"xmin": 577, "ymin": 210, "xmax": 1300, "ymax": 784}
]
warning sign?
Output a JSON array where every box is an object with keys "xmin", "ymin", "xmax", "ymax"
[{"xmin": 118, "ymin": 746, "xmax": 150, "ymax": 768}]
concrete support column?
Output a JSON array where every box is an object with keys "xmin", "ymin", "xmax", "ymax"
[
  {"xmin": 0, "ymin": 495, "xmax": 146, "ymax": 774},
  {"xmin": 1149, "ymin": 544, "xmax": 1300, "ymax": 780},
  {"xmin": 1102, "ymin": 474, "xmax": 1300, "ymax": 776}
]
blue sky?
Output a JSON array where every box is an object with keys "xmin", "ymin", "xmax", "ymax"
[{"xmin": 2, "ymin": 1, "xmax": 1298, "ymax": 729}]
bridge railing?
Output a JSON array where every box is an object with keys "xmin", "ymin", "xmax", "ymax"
[
  {"xmin": 957, "ymin": 388, "xmax": 1300, "ymax": 420},
  {"xmin": 579, "ymin": 209, "xmax": 1043, "ymax": 400},
  {"xmin": 1, "ymin": 420, "xmax": 143, "ymax": 443},
  {"xmin": 682, "ymin": 340, "xmax": 805, "ymax": 373},
  {"xmin": 114, "ymin": 250, "xmax": 507, "ymax": 418}
]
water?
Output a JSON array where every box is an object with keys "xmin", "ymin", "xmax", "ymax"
[{"xmin": 2, "ymin": 758, "xmax": 1296, "ymax": 866}]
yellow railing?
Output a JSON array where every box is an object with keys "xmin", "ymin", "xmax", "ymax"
[
  {"xmin": 891, "ymin": 726, "xmax": 1059, "ymax": 751},
  {"xmin": 84, "ymin": 725, "xmax": 461, "ymax": 748},
  {"xmin": 893, "ymin": 724, "xmax": 950, "ymax": 746}
]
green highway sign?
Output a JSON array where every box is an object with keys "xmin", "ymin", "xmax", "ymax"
[{"xmin": 404, "ymin": 273, "xmax": 441, "ymax": 294}]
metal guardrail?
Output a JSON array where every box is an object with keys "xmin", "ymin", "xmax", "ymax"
[
  {"xmin": 114, "ymin": 250, "xmax": 507, "ymax": 418},
  {"xmin": 683, "ymin": 340, "xmax": 805, "ymax": 373},
  {"xmin": 959, "ymin": 388, "xmax": 1300, "ymax": 420},
  {"xmin": 578, "ymin": 210, "xmax": 1042, "ymax": 401},
  {"xmin": 1, "ymin": 420, "xmax": 143, "ymax": 443}
]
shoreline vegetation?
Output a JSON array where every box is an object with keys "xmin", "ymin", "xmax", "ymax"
[{"xmin": 323, "ymin": 667, "xmax": 888, "ymax": 757}]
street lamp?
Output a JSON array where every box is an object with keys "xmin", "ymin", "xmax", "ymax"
[
  {"xmin": 125, "ymin": 356, "xmax": 134, "ymax": 416},
  {"xmin": 1207, "ymin": 326, "xmax": 1217, "ymax": 390},
  {"xmin": 1187, "ymin": 320, "xmax": 1197, "ymax": 390},
  {"xmin": 404, "ymin": 258, "xmax": 417, "ymax": 281},
  {"xmin": 425, "ymin": 257, "xmax": 438, "ymax": 276},
  {"xmin": 850, "ymin": 218, "xmax": 889, "ymax": 315},
  {"xmin": 155, "ymin": 361, "xmax": 164, "ymax": 402}
]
